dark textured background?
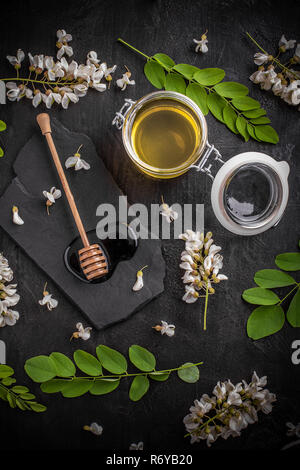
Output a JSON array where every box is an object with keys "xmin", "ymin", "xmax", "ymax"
[{"xmin": 0, "ymin": 0, "xmax": 299, "ymax": 452}]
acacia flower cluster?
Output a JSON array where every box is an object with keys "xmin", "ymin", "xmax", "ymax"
[
  {"xmin": 248, "ymin": 33, "xmax": 300, "ymax": 109},
  {"xmin": 184, "ymin": 372, "xmax": 276, "ymax": 447},
  {"xmin": 0, "ymin": 253, "xmax": 20, "ymax": 327},
  {"xmin": 3, "ymin": 29, "xmax": 117, "ymax": 109},
  {"xmin": 179, "ymin": 230, "xmax": 227, "ymax": 330}
]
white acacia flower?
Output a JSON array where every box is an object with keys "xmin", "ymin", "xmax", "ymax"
[
  {"xmin": 253, "ymin": 53, "xmax": 270, "ymax": 66},
  {"xmin": 12, "ymin": 206, "xmax": 24, "ymax": 225},
  {"xmin": 286, "ymin": 422, "xmax": 300, "ymax": 438},
  {"xmin": 153, "ymin": 320, "xmax": 175, "ymax": 337},
  {"xmin": 0, "ymin": 254, "xmax": 13, "ymax": 282},
  {"xmin": 7, "ymin": 49, "xmax": 25, "ymax": 68},
  {"xmin": 182, "ymin": 285, "xmax": 198, "ymax": 303},
  {"xmin": 193, "ymin": 32, "xmax": 208, "ymax": 53},
  {"xmin": 294, "ymin": 44, "xmax": 300, "ymax": 62},
  {"xmin": 60, "ymin": 87, "xmax": 79, "ymax": 109},
  {"xmin": 71, "ymin": 322, "xmax": 92, "ymax": 341},
  {"xmin": 43, "ymin": 186, "xmax": 61, "ymax": 214},
  {"xmin": 57, "ymin": 29, "xmax": 72, "ymax": 44},
  {"xmin": 0, "ymin": 309, "xmax": 19, "ymax": 327},
  {"xmin": 56, "ymin": 29, "xmax": 73, "ymax": 60},
  {"xmin": 99, "ymin": 62, "xmax": 117, "ymax": 84},
  {"xmin": 86, "ymin": 51, "xmax": 100, "ymax": 65},
  {"xmin": 65, "ymin": 145, "xmax": 90, "ymax": 171},
  {"xmin": 73, "ymin": 84, "xmax": 88, "ymax": 97},
  {"xmin": 43, "ymin": 91, "xmax": 62, "ymax": 109},
  {"xmin": 44, "ymin": 56, "xmax": 65, "ymax": 81},
  {"xmin": 132, "ymin": 266, "xmax": 147, "ymax": 292},
  {"xmin": 0, "ymin": 284, "xmax": 20, "ymax": 312},
  {"xmin": 28, "ymin": 53, "xmax": 44, "ymax": 70},
  {"xmin": 32, "ymin": 90, "xmax": 46, "ymax": 108},
  {"xmin": 39, "ymin": 282, "xmax": 58, "ymax": 311},
  {"xmin": 249, "ymin": 69, "xmax": 266, "ymax": 84},
  {"xmin": 129, "ymin": 442, "xmax": 144, "ymax": 451},
  {"xmin": 116, "ymin": 67, "xmax": 135, "ymax": 91},
  {"xmin": 279, "ymin": 34, "xmax": 296, "ymax": 51},
  {"xmin": 260, "ymin": 67, "xmax": 277, "ymax": 90},
  {"xmin": 272, "ymin": 79, "xmax": 285, "ymax": 96},
  {"xmin": 160, "ymin": 197, "xmax": 178, "ymax": 223},
  {"xmin": 83, "ymin": 422, "xmax": 103, "ymax": 436}
]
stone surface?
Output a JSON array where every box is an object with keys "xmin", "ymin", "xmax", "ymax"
[{"xmin": 0, "ymin": 119, "xmax": 166, "ymax": 329}]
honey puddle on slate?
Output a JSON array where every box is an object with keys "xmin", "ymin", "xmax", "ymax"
[{"xmin": 131, "ymin": 99, "xmax": 201, "ymax": 170}]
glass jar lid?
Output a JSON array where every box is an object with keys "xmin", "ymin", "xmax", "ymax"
[{"xmin": 211, "ymin": 152, "xmax": 290, "ymax": 235}]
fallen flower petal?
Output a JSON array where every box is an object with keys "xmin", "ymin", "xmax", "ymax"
[
  {"xmin": 132, "ymin": 265, "xmax": 148, "ymax": 292},
  {"xmin": 71, "ymin": 322, "xmax": 92, "ymax": 341},
  {"xmin": 153, "ymin": 320, "xmax": 175, "ymax": 337},
  {"xmin": 83, "ymin": 422, "xmax": 103, "ymax": 436},
  {"xmin": 38, "ymin": 282, "xmax": 58, "ymax": 311},
  {"xmin": 12, "ymin": 206, "xmax": 24, "ymax": 225}
]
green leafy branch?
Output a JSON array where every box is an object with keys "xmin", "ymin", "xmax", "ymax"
[
  {"xmin": 25, "ymin": 345, "xmax": 203, "ymax": 402},
  {"xmin": 242, "ymin": 240, "xmax": 300, "ymax": 340},
  {"xmin": 0, "ymin": 364, "xmax": 46, "ymax": 412},
  {"xmin": 0, "ymin": 120, "xmax": 6, "ymax": 157},
  {"xmin": 117, "ymin": 38, "xmax": 279, "ymax": 144}
]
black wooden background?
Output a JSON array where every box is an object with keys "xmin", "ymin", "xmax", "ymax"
[{"xmin": 0, "ymin": 0, "xmax": 299, "ymax": 452}]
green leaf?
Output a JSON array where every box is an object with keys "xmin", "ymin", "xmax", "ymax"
[
  {"xmin": 153, "ymin": 53, "xmax": 175, "ymax": 69},
  {"xmin": 73, "ymin": 350, "xmax": 102, "ymax": 376},
  {"xmin": 249, "ymin": 116, "xmax": 271, "ymax": 125},
  {"xmin": 214, "ymin": 81, "xmax": 249, "ymax": 98},
  {"xmin": 89, "ymin": 379, "xmax": 120, "ymax": 395},
  {"xmin": 223, "ymin": 105, "xmax": 238, "ymax": 134},
  {"xmin": 129, "ymin": 375, "xmax": 149, "ymax": 401},
  {"xmin": 11, "ymin": 385, "xmax": 29, "ymax": 394},
  {"xmin": 61, "ymin": 378, "xmax": 92, "ymax": 397},
  {"xmin": 242, "ymin": 287, "xmax": 280, "ymax": 305},
  {"xmin": 49, "ymin": 352, "xmax": 76, "ymax": 378},
  {"xmin": 144, "ymin": 60, "xmax": 165, "ymax": 89},
  {"xmin": 0, "ymin": 147, "xmax": 3, "ymax": 158},
  {"xmin": 28, "ymin": 402, "xmax": 47, "ymax": 412},
  {"xmin": 172, "ymin": 63, "xmax": 200, "ymax": 79},
  {"xmin": 129, "ymin": 345, "xmax": 156, "ymax": 372},
  {"xmin": 287, "ymin": 288, "xmax": 300, "ymax": 327},
  {"xmin": 7, "ymin": 392, "xmax": 16, "ymax": 408},
  {"xmin": 41, "ymin": 379, "xmax": 69, "ymax": 394},
  {"xmin": 243, "ymin": 108, "xmax": 267, "ymax": 118},
  {"xmin": 0, "ymin": 365, "xmax": 14, "ymax": 379},
  {"xmin": 231, "ymin": 96, "xmax": 261, "ymax": 110},
  {"xmin": 96, "ymin": 345, "xmax": 127, "ymax": 374},
  {"xmin": 186, "ymin": 83, "xmax": 208, "ymax": 115},
  {"xmin": 275, "ymin": 252, "xmax": 300, "ymax": 271},
  {"xmin": 207, "ymin": 93, "xmax": 225, "ymax": 123},
  {"xmin": 165, "ymin": 73, "xmax": 186, "ymax": 94},
  {"xmin": 247, "ymin": 123, "xmax": 261, "ymax": 141},
  {"xmin": 194, "ymin": 68, "xmax": 225, "ymax": 86},
  {"xmin": 177, "ymin": 363, "xmax": 200, "ymax": 383},
  {"xmin": 149, "ymin": 372, "xmax": 170, "ymax": 382},
  {"xmin": 16, "ymin": 399, "xmax": 27, "ymax": 411},
  {"xmin": 236, "ymin": 115, "xmax": 250, "ymax": 142},
  {"xmin": 254, "ymin": 269, "xmax": 296, "ymax": 288},
  {"xmin": 20, "ymin": 393, "xmax": 35, "ymax": 400},
  {"xmin": 24, "ymin": 355, "xmax": 56, "ymax": 383},
  {"xmin": 0, "ymin": 120, "xmax": 6, "ymax": 131},
  {"xmin": 1, "ymin": 377, "xmax": 16, "ymax": 386},
  {"xmin": 247, "ymin": 305, "xmax": 285, "ymax": 339},
  {"xmin": 254, "ymin": 125, "xmax": 279, "ymax": 144},
  {"xmin": 0, "ymin": 387, "xmax": 8, "ymax": 400}
]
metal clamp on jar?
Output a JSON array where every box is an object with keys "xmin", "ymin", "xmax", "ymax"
[{"xmin": 113, "ymin": 91, "xmax": 290, "ymax": 236}]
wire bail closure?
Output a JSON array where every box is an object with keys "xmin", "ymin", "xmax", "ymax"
[
  {"xmin": 112, "ymin": 99, "xmax": 136, "ymax": 130},
  {"xmin": 190, "ymin": 142, "xmax": 225, "ymax": 180}
]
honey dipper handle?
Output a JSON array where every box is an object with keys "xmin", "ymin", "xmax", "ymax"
[{"xmin": 36, "ymin": 113, "xmax": 90, "ymax": 248}]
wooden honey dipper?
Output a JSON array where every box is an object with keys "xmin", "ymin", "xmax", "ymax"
[{"xmin": 36, "ymin": 113, "xmax": 108, "ymax": 281}]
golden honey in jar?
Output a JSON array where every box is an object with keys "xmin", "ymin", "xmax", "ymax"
[{"xmin": 130, "ymin": 98, "xmax": 202, "ymax": 177}]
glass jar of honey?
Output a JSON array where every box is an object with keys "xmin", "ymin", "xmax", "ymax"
[{"xmin": 113, "ymin": 91, "xmax": 290, "ymax": 236}]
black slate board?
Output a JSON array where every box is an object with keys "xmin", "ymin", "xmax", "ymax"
[{"xmin": 0, "ymin": 119, "xmax": 165, "ymax": 329}]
